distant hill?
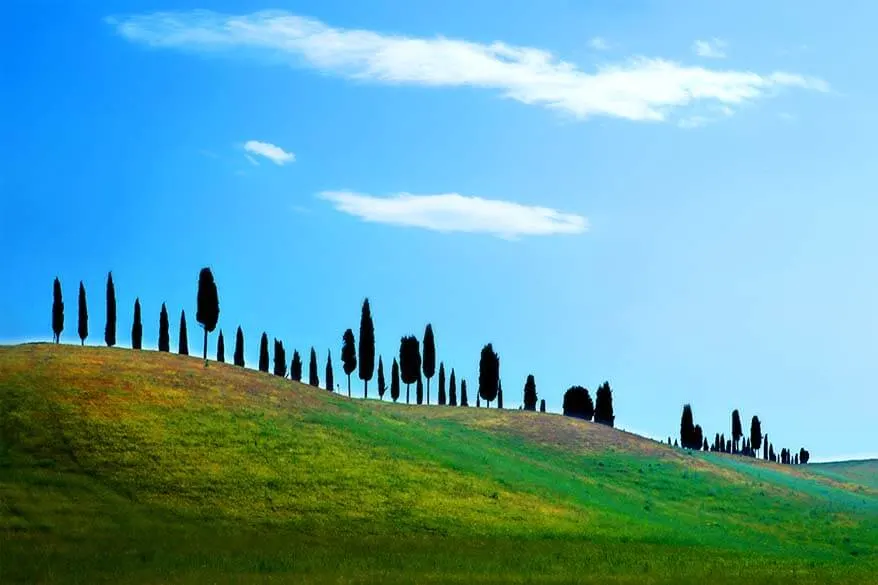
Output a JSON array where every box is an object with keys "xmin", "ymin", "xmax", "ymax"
[{"xmin": 1, "ymin": 343, "xmax": 875, "ymax": 584}]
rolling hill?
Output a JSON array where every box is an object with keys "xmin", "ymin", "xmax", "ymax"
[{"xmin": 1, "ymin": 343, "xmax": 875, "ymax": 584}]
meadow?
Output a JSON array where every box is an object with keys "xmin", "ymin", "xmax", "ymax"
[{"xmin": 1, "ymin": 344, "xmax": 875, "ymax": 584}]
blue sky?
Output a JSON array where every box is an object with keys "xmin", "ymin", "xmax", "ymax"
[{"xmin": 3, "ymin": 0, "xmax": 877, "ymax": 462}]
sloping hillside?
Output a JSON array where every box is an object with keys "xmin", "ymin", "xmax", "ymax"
[{"xmin": 1, "ymin": 344, "xmax": 875, "ymax": 584}]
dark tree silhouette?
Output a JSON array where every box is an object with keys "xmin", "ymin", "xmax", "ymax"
[
  {"xmin": 309, "ymin": 347, "xmax": 319, "ymax": 387},
  {"xmin": 720, "ymin": 433, "xmax": 726, "ymax": 453},
  {"xmin": 358, "ymin": 299, "xmax": 375, "ymax": 398},
  {"xmin": 668, "ymin": 437, "xmax": 672, "ymax": 446},
  {"xmin": 497, "ymin": 380, "xmax": 503, "ymax": 409},
  {"xmin": 159, "ymin": 304, "xmax": 170, "ymax": 352},
  {"xmin": 422, "ymin": 323, "xmax": 436, "ymax": 405},
  {"xmin": 478, "ymin": 343, "xmax": 500, "ymax": 406},
  {"xmin": 416, "ymin": 374, "xmax": 424, "ymax": 405},
  {"xmin": 233, "ymin": 326, "xmax": 244, "ymax": 367},
  {"xmin": 594, "ymin": 381, "xmax": 615, "ymax": 427},
  {"xmin": 376, "ymin": 356, "xmax": 386, "ymax": 400},
  {"xmin": 258, "ymin": 333, "xmax": 269, "ymax": 372},
  {"xmin": 217, "ymin": 330, "xmax": 225, "ymax": 363},
  {"xmin": 449, "ymin": 368, "xmax": 458, "ymax": 406},
  {"xmin": 476, "ymin": 394, "xmax": 481, "ymax": 408},
  {"xmin": 731, "ymin": 409, "xmax": 743, "ymax": 454},
  {"xmin": 750, "ymin": 416, "xmax": 762, "ymax": 455},
  {"xmin": 702, "ymin": 437, "xmax": 709, "ymax": 451},
  {"xmin": 196, "ymin": 267, "xmax": 220, "ymax": 364},
  {"xmin": 290, "ymin": 350, "xmax": 303, "ymax": 381},
  {"xmin": 726, "ymin": 439, "xmax": 731, "ymax": 453},
  {"xmin": 390, "ymin": 357, "xmax": 401, "ymax": 402},
  {"xmin": 769, "ymin": 444, "xmax": 776, "ymax": 462},
  {"xmin": 178, "ymin": 310, "xmax": 189, "ymax": 356},
  {"xmin": 437, "ymin": 362, "xmax": 446, "ymax": 405},
  {"xmin": 52, "ymin": 277, "xmax": 64, "ymax": 343},
  {"xmin": 539, "ymin": 399, "xmax": 546, "ymax": 413},
  {"xmin": 680, "ymin": 404, "xmax": 696, "ymax": 449},
  {"xmin": 326, "ymin": 350, "xmax": 334, "ymax": 392},
  {"xmin": 799, "ymin": 448, "xmax": 810, "ymax": 464},
  {"xmin": 523, "ymin": 375, "xmax": 537, "ymax": 411},
  {"xmin": 460, "ymin": 379, "xmax": 469, "ymax": 407},
  {"xmin": 132, "ymin": 298, "xmax": 143, "ymax": 350},
  {"xmin": 273, "ymin": 339, "xmax": 287, "ymax": 377},
  {"xmin": 763, "ymin": 434, "xmax": 769, "ymax": 460},
  {"xmin": 77, "ymin": 281, "xmax": 87, "ymax": 345},
  {"xmin": 399, "ymin": 335, "xmax": 421, "ymax": 404},
  {"xmin": 794, "ymin": 453, "xmax": 799, "ymax": 465},
  {"xmin": 341, "ymin": 328, "xmax": 357, "ymax": 397},
  {"xmin": 694, "ymin": 425, "xmax": 704, "ymax": 451},
  {"xmin": 563, "ymin": 386, "xmax": 594, "ymax": 421},
  {"xmin": 674, "ymin": 439, "xmax": 679, "ymax": 448},
  {"xmin": 105, "ymin": 272, "xmax": 116, "ymax": 347}
]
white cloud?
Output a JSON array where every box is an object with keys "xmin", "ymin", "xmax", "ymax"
[
  {"xmin": 589, "ymin": 37, "xmax": 610, "ymax": 51},
  {"xmin": 243, "ymin": 140, "xmax": 295, "ymax": 165},
  {"xmin": 108, "ymin": 11, "xmax": 828, "ymax": 123},
  {"xmin": 693, "ymin": 38, "xmax": 727, "ymax": 59},
  {"xmin": 317, "ymin": 191, "xmax": 587, "ymax": 239}
]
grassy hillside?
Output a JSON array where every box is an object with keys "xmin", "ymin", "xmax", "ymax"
[
  {"xmin": 811, "ymin": 460, "xmax": 878, "ymax": 491},
  {"xmin": 1, "ymin": 344, "xmax": 875, "ymax": 584}
]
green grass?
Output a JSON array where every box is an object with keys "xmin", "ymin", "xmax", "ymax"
[{"xmin": 1, "ymin": 344, "xmax": 875, "ymax": 584}]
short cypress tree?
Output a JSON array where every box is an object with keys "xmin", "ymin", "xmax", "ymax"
[
  {"xmin": 539, "ymin": 399, "xmax": 546, "ymax": 413},
  {"xmin": 799, "ymin": 448, "xmax": 810, "ymax": 464},
  {"xmin": 720, "ymin": 433, "xmax": 726, "ymax": 453},
  {"xmin": 416, "ymin": 374, "xmax": 424, "ymax": 405},
  {"xmin": 674, "ymin": 439, "xmax": 679, "ymax": 448},
  {"xmin": 478, "ymin": 343, "xmax": 500, "ymax": 406},
  {"xmin": 132, "ymin": 298, "xmax": 143, "ymax": 350},
  {"xmin": 763, "ymin": 434, "xmax": 769, "ymax": 460},
  {"xmin": 358, "ymin": 299, "xmax": 375, "ymax": 398},
  {"xmin": 196, "ymin": 267, "xmax": 220, "ymax": 364},
  {"xmin": 178, "ymin": 310, "xmax": 189, "ymax": 356},
  {"xmin": 714, "ymin": 433, "xmax": 721, "ymax": 452},
  {"xmin": 726, "ymin": 439, "xmax": 732, "ymax": 453},
  {"xmin": 105, "ymin": 272, "xmax": 116, "ymax": 347},
  {"xmin": 422, "ymin": 324, "xmax": 436, "ymax": 405},
  {"xmin": 523, "ymin": 375, "xmax": 537, "ymax": 411},
  {"xmin": 309, "ymin": 347, "xmax": 319, "ymax": 387},
  {"xmin": 593, "ymin": 382, "xmax": 615, "ymax": 427},
  {"xmin": 694, "ymin": 425, "xmax": 704, "ymax": 451},
  {"xmin": 273, "ymin": 339, "xmax": 287, "ymax": 377},
  {"xmin": 77, "ymin": 281, "xmax": 87, "ymax": 345},
  {"xmin": 668, "ymin": 437, "xmax": 672, "ymax": 446},
  {"xmin": 437, "ymin": 363, "xmax": 446, "ymax": 406},
  {"xmin": 376, "ymin": 356, "xmax": 386, "ymax": 400},
  {"xmin": 399, "ymin": 335, "xmax": 421, "ymax": 404},
  {"xmin": 258, "ymin": 333, "xmax": 269, "ymax": 372},
  {"xmin": 216, "ymin": 330, "xmax": 225, "ymax": 363},
  {"xmin": 731, "ymin": 409, "xmax": 743, "ymax": 453},
  {"xmin": 449, "ymin": 369, "xmax": 457, "ymax": 406},
  {"xmin": 341, "ymin": 329, "xmax": 357, "ymax": 397},
  {"xmin": 476, "ymin": 394, "xmax": 481, "ymax": 408},
  {"xmin": 290, "ymin": 350, "xmax": 303, "ymax": 381},
  {"xmin": 52, "ymin": 277, "xmax": 64, "ymax": 343},
  {"xmin": 390, "ymin": 357, "xmax": 401, "ymax": 402},
  {"xmin": 769, "ymin": 444, "xmax": 776, "ymax": 462},
  {"xmin": 233, "ymin": 326, "xmax": 244, "ymax": 367},
  {"xmin": 497, "ymin": 380, "xmax": 503, "ymax": 409},
  {"xmin": 326, "ymin": 350, "xmax": 335, "ymax": 392},
  {"xmin": 158, "ymin": 303, "xmax": 170, "ymax": 352},
  {"xmin": 750, "ymin": 416, "xmax": 762, "ymax": 455},
  {"xmin": 702, "ymin": 437, "xmax": 709, "ymax": 451},
  {"xmin": 460, "ymin": 379, "xmax": 469, "ymax": 407},
  {"xmin": 680, "ymin": 404, "xmax": 695, "ymax": 449},
  {"xmin": 562, "ymin": 386, "xmax": 594, "ymax": 420}
]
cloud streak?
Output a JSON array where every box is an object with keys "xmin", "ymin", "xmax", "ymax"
[
  {"xmin": 244, "ymin": 140, "xmax": 295, "ymax": 165},
  {"xmin": 108, "ymin": 10, "xmax": 828, "ymax": 123},
  {"xmin": 318, "ymin": 191, "xmax": 587, "ymax": 239},
  {"xmin": 693, "ymin": 38, "xmax": 727, "ymax": 59}
]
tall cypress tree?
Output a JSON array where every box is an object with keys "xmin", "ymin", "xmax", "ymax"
[
  {"xmin": 258, "ymin": 333, "xmax": 269, "ymax": 372},
  {"xmin": 680, "ymin": 404, "xmax": 695, "ymax": 449},
  {"xmin": 497, "ymin": 380, "xmax": 503, "ymax": 409},
  {"xmin": 377, "ymin": 356, "xmax": 386, "ymax": 400},
  {"xmin": 437, "ymin": 363, "xmax": 446, "ymax": 406},
  {"xmin": 539, "ymin": 399, "xmax": 546, "ymax": 413},
  {"xmin": 422, "ymin": 323, "xmax": 436, "ymax": 405},
  {"xmin": 77, "ymin": 281, "xmax": 87, "ymax": 345},
  {"xmin": 326, "ymin": 350, "xmax": 335, "ymax": 392},
  {"xmin": 196, "ymin": 267, "xmax": 220, "ymax": 364},
  {"xmin": 217, "ymin": 330, "xmax": 225, "ymax": 363},
  {"xmin": 449, "ymin": 368, "xmax": 458, "ymax": 406},
  {"xmin": 273, "ymin": 339, "xmax": 287, "ymax": 377},
  {"xmin": 763, "ymin": 434, "xmax": 769, "ymax": 460},
  {"xmin": 750, "ymin": 416, "xmax": 762, "ymax": 455},
  {"xmin": 341, "ymin": 329, "xmax": 357, "ymax": 397},
  {"xmin": 562, "ymin": 386, "xmax": 594, "ymax": 420},
  {"xmin": 358, "ymin": 299, "xmax": 375, "ymax": 398},
  {"xmin": 416, "ymin": 374, "xmax": 424, "ymax": 405},
  {"xmin": 52, "ymin": 277, "xmax": 64, "ymax": 343},
  {"xmin": 309, "ymin": 347, "xmax": 319, "ymax": 387},
  {"xmin": 291, "ymin": 350, "xmax": 303, "ymax": 381},
  {"xmin": 731, "ymin": 409, "xmax": 743, "ymax": 454},
  {"xmin": 178, "ymin": 310, "xmax": 189, "ymax": 355},
  {"xmin": 594, "ymin": 382, "xmax": 615, "ymax": 427},
  {"xmin": 158, "ymin": 303, "xmax": 170, "ymax": 352},
  {"xmin": 523, "ymin": 374, "xmax": 537, "ymax": 411},
  {"xmin": 390, "ymin": 357, "xmax": 401, "ymax": 402},
  {"xmin": 233, "ymin": 326, "xmax": 244, "ymax": 366},
  {"xmin": 132, "ymin": 298, "xmax": 143, "ymax": 350},
  {"xmin": 478, "ymin": 343, "xmax": 500, "ymax": 406},
  {"xmin": 399, "ymin": 335, "xmax": 421, "ymax": 404},
  {"xmin": 105, "ymin": 272, "xmax": 116, "ymax": 347},
  {"xmin": 460, "ymin": 379, "xmax": 469, "ymax": 407}
]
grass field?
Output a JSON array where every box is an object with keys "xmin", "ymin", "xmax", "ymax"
[{"xmin": 1, "ymin": 344, "xmax": 876, "ymax": 584}]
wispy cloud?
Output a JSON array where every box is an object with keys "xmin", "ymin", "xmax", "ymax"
[
  {"xmin": 243, "ymin": 140, "xmax": 295, "ymax": 165},
  {"xmin": 317, "ymin": 191, "xmax": 587, "ymax": 239},
  {"xmin": 589, "ymin": 37, "xmax": 610, "ymax": 51},
  {"xmin": 108, "ymin": 10, "xmax": 828, "ymax": 123},
  {"xmin": 693, "ymin": 38, "xmax": 727, "ymax": 59}
]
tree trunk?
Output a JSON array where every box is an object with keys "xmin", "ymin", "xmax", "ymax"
[
  {"xmin": 427, "ymin": 378, "xmax": 430, "ymax": 405},
  {"xmin": 406, "ymin": 384, "xmax": 410, "ymax": 404},
  {"xmin": 364, "ymin": 379, "xmax": 368, "ymax": 400},
  {"xmin": 347, "ymin": 375, "xmax": 351, "ymax": 397},
  {"xmin": 202, "ymin": 329, "xmax": 208, "ymax": 366}
]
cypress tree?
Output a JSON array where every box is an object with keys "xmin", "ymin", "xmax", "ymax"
[
  {"xmin": 341, "ymin": 328, "xmax": 357, "ymax": 397},
  {"xmin": 799, "ymin": 448, "xmax": 810, "ymax": 464},
  {"xmin": 674, "ymin": 439, "xmax": 679, "ymax": 448},
  {"xmin": 594, "ymin": 381, "xmax": 615, "ymax": 427},
  {"xmin": 726, "ymin": 439, "xmax": 731, "ymax": 454},
  {"xmin": 290, "ymin": 350, "xmax": 303, "ymax": 381},
  {"xmin": 158, "ymin": 303, "xmax": 170, "ymax": 352},
  {"xmin": 132, "ymin": 298, "xmax": 142, "ymax": 350},
  {"xmin": 794, "ymin": 453, "xmax": 799, "ymax": 465},
  {"xmin": 497, "ymin": 380, "xmax": 503, "ymax": 409},
  {"xmin": 309, "ymin": 347, "xmax": 319, "ymax": 387},
  {"xmin": 720, "ymin": 433, "xmax": 726, "ymax": 453},
  {"xmin": 523, "ymin": 375, "xmax": 537, "ymax": 411},
  {"xmin": 52, "ymin": 277, "xmax": 64, "ymax": 343},
  {"xmin": 539, "ymin": 399, "xmax": 546, "ymax": 413},
  {"xmin": 233, "ymin": 326, "xmax": 244, "ymax": 366},
  {"xmin": 273, "ymin": 339, "xmax": 287, "ymax": 377},
  {"xmin": 562, "ymin": 386, "xmax": 594, "ymax": 420},
  {"xmin": 478, "ymin": 343, "xmax": 500, "ymax": 406},
  {"xmin": 77, "ymin": 281, "xmax": 88, "ymax": 345},
  {"xmin": 714, "ymin": 433, "xmax": 721, "ymax": 452},
  {"xmin": 178, "ymin": 310, "xmax": 189, "ymax": 356},
  {"xmin": 731, "ymin": 409, "xmax": 743, "ymax": 453},
  {"xmin": 326, "ymin": 350, "xmax": 335, "ymax": 392},
  {"xmin": 376, "ymin": 356, "xmax": 386, "ymax": 400},
  {"xmin": 476, "ymin": 394, "xmax": 481, "ymax": 408},
  {"xmin": 358, "ymin": 298, "xmax": 375, "ymax": 398},
  {"xmin": 437, "ymin": 363, "xmax": 446, "ymax": 406},
  {"xmin": 422, "ymin": 323, "xmax": 436, "ymax": 405},
  {"xmin": 694, "ymin": 425, "xmax": 704, "ymax": 451},
  {"xmin": 399, "ymin": 335, "xmax": 421, "ymax": 404},
  {"xmin": 680, "ymin": 404, "xmax": 695, "ymax": 449},
  {"xmin": 460, "ymin": 379, "xmax": 469, "ymax": 407},
  {"xmin": 216, "ymin": 330, "xmax": 225, "ymax": 363},
  {"xmin": 105, "ymin": 272, "xmax": 116, "ymax": 347},
  {"xmin": 750, "ymin": 416, "xmax": 762, "ymax": 455},
  {"xmin": 703, "ymin": 437, "xmax": 709, "ymax": 451},
  {"xmin": 258, "ymin": 333, "xmax": 269, "ymax": 372},
  {"xmin": 390, "ymin": 357, "xmax": 401, "ymax": 402},
  {"xmin": 763, "ymin": 434, "xmax": 769, "ymax": 460},
  {"xmin": 416, "ymin": 374, "xmax": 424, "ymax": 405},
  {"xmin": 449, "ymin": 368, "xmax": 457, "ymax": 406},
  {"xmin": 196, "ymin": 267, "xmax": 220, "ymax": 364}
]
